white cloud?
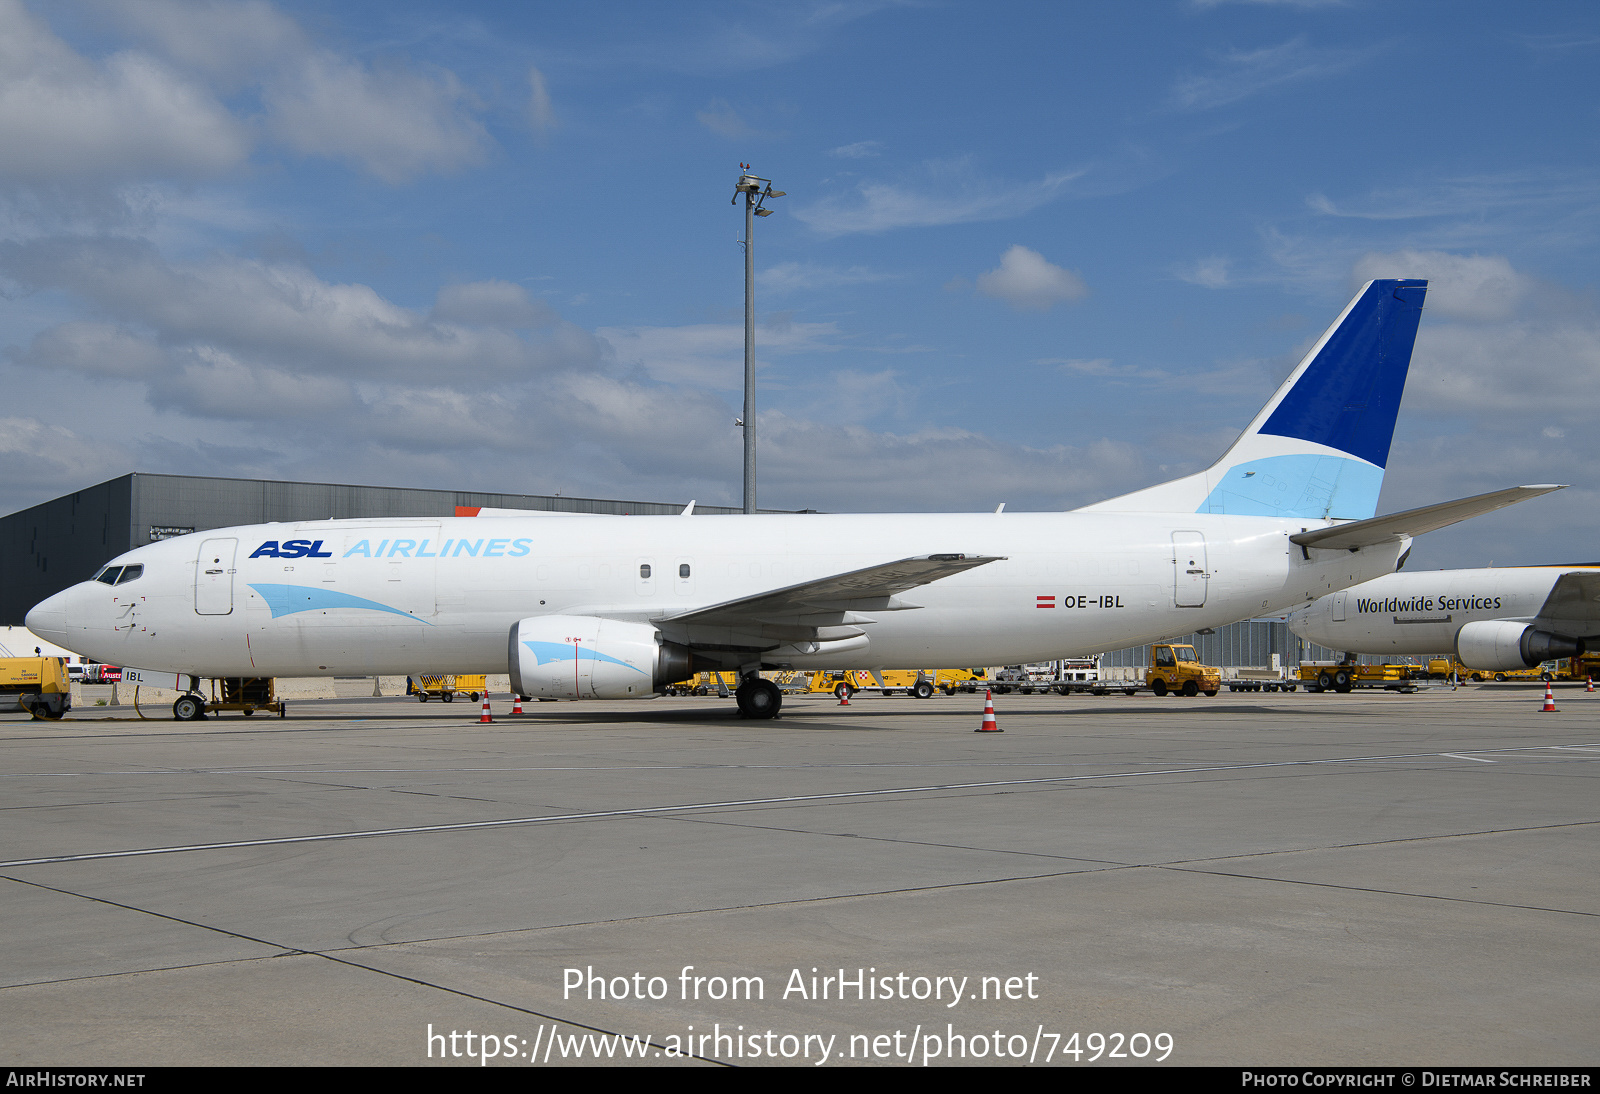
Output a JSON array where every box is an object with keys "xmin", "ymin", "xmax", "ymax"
[
  {"xmin": 975, "ymin": 246, "xmax": 1088, "ymax": 311},
  {"xmin": 696, "ymin": 98, "xmax": 766, "ymax": 139},
  {"xmin": 1170, "ymin": 36, "xmax": 1379, "ymax": 112},
  {"xmin": 433, "ymin": 281, "xmax": 557, "ymax": 328},
  {"xmin": 597, "ymin": 320, "xmax": 840, "ymax": 388},
  {"xmin": 1350, "ymin": 250, "xmax": 1532, "ymax": 321},
  {"xmin": 0, "ymin": 0, "xmax": 248, "ymax": 182},
  {"xmin": 264, "ymin": 53, "xmax": 489, "ymax": 184},
  {"xmin": 828, "ymin": 141, "xmax": 881, "ymax": 159},
  {"xmin": 0, "ymin": 238, "xmax": 599, "ymax": 383},
  {"xmin": 528, "ymin": 66, "xmax": 556, "ymax": 133},
  {"xmin": 757, "ymin": 262, "xmax": 894, "ymax": 293},
  {"xmin": 94, "ymin": 0, "xmax": 305, "ymax": 85},
  {"xmin": 1177, "ymin": 256, "xmax": 1232, "ymax": 289},
  {"xmin": 793, "ymin": 161, "xmax": 1082, "ymax": 236}
]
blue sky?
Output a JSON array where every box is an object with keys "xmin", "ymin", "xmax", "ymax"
[{"xmin": 1, "ymin": 0, "xmax": 1597, "ymax": 568}]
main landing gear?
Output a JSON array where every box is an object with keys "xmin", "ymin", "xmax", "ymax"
[{"xmin": 735, "ymin": 676, "xmax": 782, "ymax": 719}]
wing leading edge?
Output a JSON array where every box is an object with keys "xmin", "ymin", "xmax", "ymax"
[{"xmin": 661, "ymin": 553, "xmax": 1005, "ymax": 627}]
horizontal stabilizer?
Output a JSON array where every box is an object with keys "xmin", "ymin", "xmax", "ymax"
[
  {"xmin": 662, "ymin": 554, "xmax": 1004, "ymax": 625},
  {"xmin": 1288, "ymin": 485, "xmax": 1565, "ymax": 551}
]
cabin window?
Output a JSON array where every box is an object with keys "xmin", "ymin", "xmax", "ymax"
[
  {"xmin": 679, "ymin": 564, "xmax": 690, "ymax": 578},
  {"xmin": 639, "ymin": 564, "xmax": 651, "ymax": 579},
  {"xmin": 95, "ymin": 567, "xmax": 122, "ymax": 585}
]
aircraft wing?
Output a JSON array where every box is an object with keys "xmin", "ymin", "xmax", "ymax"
[
  {"xmin": 1288, "ymin": 485, "xmax": 1565, "ymax": 551},
  {"xmin": 1534, "ymin": 571, "xmax": 1600, "ymax": 632},
  {"xmin": 660, "ymin": 554, "xmax": 1004, "ymax": 626}
]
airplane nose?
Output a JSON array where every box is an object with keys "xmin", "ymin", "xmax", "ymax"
[{"xmin": 26, "ymin": 590, "xmax": 70, "ymax": 646}]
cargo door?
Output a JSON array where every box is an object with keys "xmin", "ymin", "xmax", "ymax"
[
  {"xmin": 196, "ymin": 538, "xmax": 238, "ymax": 615},
  {"xmin": 1172, "ymin": 531, "xmax": 1209, "ymax": 607}
]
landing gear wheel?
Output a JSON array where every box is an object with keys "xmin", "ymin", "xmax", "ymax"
[
  {"xmin": 737, "ymin": 678, "xmax": 783, "ymax": 719},
  {"xmin": 1181, "ymin": 680, "xmax": 1199, "ymax": 697},
  {"xmin": 912, "ymin": 681, "xmax": 934, "ymax": 699},
  {"xmin": 173, "ymin": 694, "xmax": 205, "ymax": 721},
  {"xmin": 1151, "ymin": 679, "xmax": 1168, "ymax": 697}
]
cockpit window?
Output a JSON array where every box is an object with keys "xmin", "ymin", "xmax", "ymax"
[
  {"xmin": 95, "ymin": 567, "xmax": 123, "ymax": 585},
  {"xmin": 115, "ymin": 565, "xmax": 144, "ymax": 585}
]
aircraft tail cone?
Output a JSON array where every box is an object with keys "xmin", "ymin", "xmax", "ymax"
[
  {"xmin": 1542, "ymin": 682, "xmax": 1558, "ymax": 712},
  {"xmin": 976, "ymin": 689, "xmax": 1002, "ymax": 732},
  {"xmin": 480, "ymin": 694, "xmax": 494, "ymax": 723}
]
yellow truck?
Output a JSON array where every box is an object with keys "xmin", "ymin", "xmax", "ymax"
[
  {"xmin": 0, "ymin": 657, "xmax": 72, "ymax": 719},
  {"xmin": 1146, "ymin": 644, "xmax": 1221, "ymax": 697}
]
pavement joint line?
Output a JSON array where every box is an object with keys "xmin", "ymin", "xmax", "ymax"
[
  {"xmin": 1157, "ymin": 863, "xmax": 1600, "ymax": 919},
  {"xmin": 5, "ymin": 745, "xmax": 1598, "ymax": 869},
  {"xmin": 5, "ymin": 740, "xmax": 1598, "ymax": 779},
  {"xmin": 0, "ymin": 874, "xmax": 718, "ymax": 1064}
]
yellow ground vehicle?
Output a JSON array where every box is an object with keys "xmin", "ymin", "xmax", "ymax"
[
  {"xmin": 0, "ymin": 657, "xmax": 71, "ymax": 719},
  {"xmin": 1146, "ymin": 644, "xmax": 1221, "ymax": 697},
  {"xmin": 810, "ymin": 668, "xmax": 988, "ymax": 699},
  {"xmin": 1299, "ymin": 661, "xmax": 1417, "ymax": 692},
  {"xmin": 664, "ymin": 671, "xmax": 807, "ymax": 696},
  {"xmin": 411, "ymin": 674, "xmax": 487, "ymax": 702}
]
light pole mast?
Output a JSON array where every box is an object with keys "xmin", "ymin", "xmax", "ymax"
[{"xmin": 732, "ymin": 166, "xmax": 783, "ymax": 514}]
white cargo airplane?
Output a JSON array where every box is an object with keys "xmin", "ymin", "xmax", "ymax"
[
  {"xmin": 25, "ymin": 279, "xmax": 1564, "ymax": 719},
  {"xmin": 1290, "ymin": 565, "xmax": 1596, "ymax": 672}
]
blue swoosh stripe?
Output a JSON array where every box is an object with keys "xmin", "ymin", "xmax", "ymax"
[
  {"xmin": 249, "ymin": 584, "xmax": 432, "ymax": 625},
  {"xmin": 522, "ymin": 640, "xmax": 647, "ymax": 674}
]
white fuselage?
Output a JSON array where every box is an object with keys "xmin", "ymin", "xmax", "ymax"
[
  {"xmin": 1288, "ymin": 567, "xmax": 1594, "ymax": 654},
  {"xmin": 30, "ymin": 512, "xmax": 1404, "ymax": 679}
]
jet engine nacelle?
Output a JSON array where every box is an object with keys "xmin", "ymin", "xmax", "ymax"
[
  {"xmin": 508, "ymin": 615, "xmax": 691, "ymax": 699},
  {"xmin": 1454, "ymin": 620, "xmax": 1582, "ymax": 671}
]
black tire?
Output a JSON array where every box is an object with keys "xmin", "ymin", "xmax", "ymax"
[
  {"xmin": 1182, "ymin": 680, "xmax": 1199, "ymax": 697},
  {"xmin": 242, "ymin": 708, "xmax": 254, "ymax": 716},
  {"xmin": 1204, "ymin": 690, "xmax": 1217, "ymax": 697},
  {"xmin": 1318, "ymin": 671, "xmax": 1335, "ymax": 690},
  {"xmin": 1333, "ymin": 669, "xmax": 1352, "ymax": 689},
  {"xmin": 173, "ymin": 695, "xmax": 204, "ymax": 721},
  {"xmin": 418, "ymin": 693, "xmax": 428, "ymax": 702},
  {"xmin": 1495, "ymin": 673, "xmax": 1506, "ymax": 682},
  {"xmin": 913, "ymin": 681, "xmax": 934, "ymax": 699},
  {"xmin": 1151, "ymin": 679, "xmax": 1168, "ymax": 697},
  {"xmin": 834, "ymin": 682, "xmax": 853, "ymax": 700},
  {"xmin": 942, "ymin": 686, "xmax": 955, "ymax": 696},
  {"xmin": 737, "ymin": 678, "xmax": 782, "ymax": 719},
  {"xmin": 443, "ymin": 692, "xmax": 453, "ymax": 703},
  {"xmin": 470, "ymin": 692, "xmax": 480, "ymax": 703}
]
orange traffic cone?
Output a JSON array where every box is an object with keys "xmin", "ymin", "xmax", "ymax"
[
  {"xmin": 512, "ymin": 695, "xmax": 524, "ymax": 714},
  {"xmin": 1587, "ymin": 677, "xmax": 1593, "ymax": 693},
  {"xmin": 838, "ymin": 687, "xmax": 850, "ymax": 706},
  {"xmin": 1541, "ymin": 681, "xmax": 1557, "ymax": 712},
  {"xmin": 480, "ymin": 694, "xmax": 494, "ymax": 723},
  {"xmin": 975, "ymin": 689, "xmax": 1002, "ymax": 732}
]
